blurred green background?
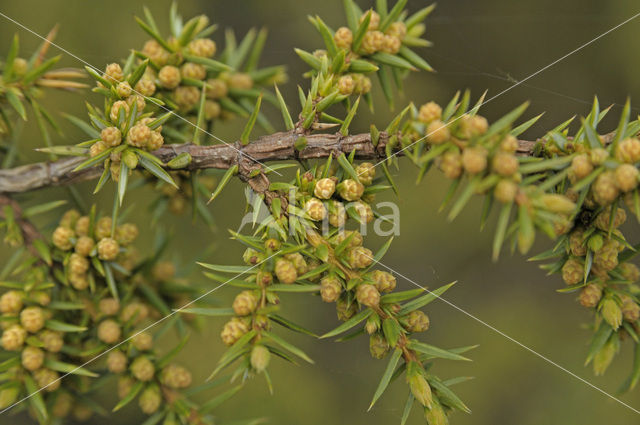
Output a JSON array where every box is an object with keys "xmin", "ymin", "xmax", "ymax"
[{"xmin": 2, "ymin": 0, "xmax": 640, "ymax": 424}]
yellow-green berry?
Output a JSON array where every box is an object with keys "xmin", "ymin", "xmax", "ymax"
[
  {"xmin": 426, "ymin": 120, "xmax": 450, "ymax": 144},
  {"xmin": 34, "ymin": 368, "xmax": 60, "ymax": 392},
  {"xmin": 74, "ymin": 236, "xmax": 94, "ymax": 256},
  {"xmin": 407, "ymin": 370, "xmax": 433, "ymax": 408},
  {"xmin": 353, "ymin": 201, "xmax": 373, "ymax": 223},
  {"xmin": 337, "ymin": 179, "xmax": 364, "ymax": 201},
  {"xmin": 20, "ymin": 306, "xmax": 45, "ymax": 333},
  {"xmin": 69, "ymin": 272, "xmax": 88, "ymax": 290},
  {"xmin": 120, "ymin": 302, "xmax": 149, "ymax": 324},
  {"xmin": 418, "ymin": 102, "xmax": 442, "ymax": 123},
  {"xmin": 142, "ymin": 39, "xmax": 170, "ymax": 65},
  {"xmin": 494, "ymin": 179, "xmax": 518, "ymax": 203},
  {"xmin": 369, "ymin": 333, "xmax": 389, "ymax": 359},
  {"xmin": 116, "ymin": 223, "xmax": 139, "ymax": 246},
  {"xmin": 439, "ymin": 151, "xmax": 463, "ymax": 179},
  {"xmin": 232, "ymin": 290, "xmax": 259, "ymax": 316},
  {"xmin": 571, "ymin": 154, "xmax": 593, "ymax": 180},
  {"xmin": 620, "ymin": 263, "xmax": 640, "ymax": 282},
  {"xmin": 569, "ymin": 228, "xmax": 587, "ymax": 256},
  {"xmin": 75, "ymin": 216, "xmax": 90, "ymax": 236},
  {"xmin": 174, "ymin": 86, "xmax": 200, "ymax": 109},
  {"xmin": 131, "ymin": 356, "xmax": 155, "ymax": 381},
  {"xmin": 158, "ymin": 65, "xmax": 181, "ymax": 89},
  {"xmin": 601, "ymin": 298, "xmax": 622, "ymax": 329},
  {"xmin": 615, "ymin": 138, "xmax": 640, "ymax": 163},
  {"xmin": 132, "ymin": 332, "xmax": 153, "ymax": 351},
  {"xmin": 21, "ymin": 346, "xmax": 44, "ymax": 371},
  {"xmin": 320, "ymin": 276, "xmax": 342, "ymax": 303},
  {"xmin": 135, "ymin": 77, "xmax": 156, "ymax": 96},
  {"xmin": 561, "ymin": 258, "xmax": 583, "ymax": 285},
  {"xmin": 334, "ymin": 27, "xmax": 353, "ymax": 49},
  {"xmin": 356, "ymin": 284, "xmax": 380, "ymax": 308},
  {"xmin": 328, "ymin": 200, "xmax": 347, "ymax": 228},
  {"xmin": 381, "ymin": 35, "xmax": 401, "ymax": 54},
  {"xmin": 160, "ymin": 364, "xmax": 192, "ymax": 388},
  {"xmin": 106, "ymin": 350, "xmax": 128, "ymax": 373},
  {"xmin": 99, "ymin": 297, "xmax": 120, "ymax": 316},
  {"xmin": 97, "ymin": 237, "xmax": 119, "ymax": 261},
  {"xmin": 386, "ymin": 22, "xmax": 407, "ymax": 39},
  {"xmin": 314, "ymin": 178, "xmax": 336, "ymax": 199},
  {"xmin": 361, "ymin": 30, "xmax": 384, "ymax": 54},
  {"xmin": 615, "ymin": 163, "xmax": 639, "ymax": 192},
  {"xmin": 462, "ymin": 146, "xmax": 488, "ymax": 174},
  {"xmin": 579, "ymin": 284, "xmax": 602, "ymax": 308},
  {"xmin": 500, "ymin": 135, "xmax": 519, "ymax": 153},
  {"xmin": 371, "ymin": 270, "xmax": 396, "ymax": 293},
  {"xmin": 204, "ymin": 100, "xmax": 221, "ymax": 119},
  {"xmin": 138, "ymin": 386, "xmax": 162, "ymax": 414},
  {"xmin": 336, "ymin": 298, "xmax": 357, "ymax": 321},
  {"xmin": 40, "ymin": 330, "xmax": 63, "ymax": 353},
  {"xmin": 52, "ymin": 226, "xmax": 75, "ymax": 251},
  {"xmin": 97, "ymin": 319, "xmax": 121, "ymax": 344},
  {"xmin": 228, "ymin": 73, "xmax": 253, "ymax": 90},
  {"xmin": 356, "ymin": 162, "xmax": 375, "ymax": 185},
  {"xmin": 100, "ymin": 127, "xmax": 122, "ymax": 147},
  {"xmin": 105, "ymin": 63, "xmax": 123, "ymax": 82},
  {"xmin": 181, "ymin": 62, "xmax": 206, "ymax": 80},
  {"xmin": 147, "ymin": 131, "xmax": 164, "ymax": 151},
  {"xmin": 109, "ymin": 100, "xmax": 129, "ymax": 123},
  {"xmin": 1, "ymin": 325, "xmax": 26, "ymax": 351},
  {"xmin": 492, "ymin": 152, "xmax": 518, "ymax": 177},
  {"xmin": 206, "ymin": 78, "xmax": 228, "ymax": 99},
  {"xmin": 405, "ymin": 310, "xmax": 430, "ymax": 333},
  {"xmin": 250, "ymin": 345, "xmax": 271, "ymax": 373},
  {"xmin": 305, "ymin": 197, "xmax": 327, "ymax": 221},
  {"xmin": 220, "ymin": 317, "xmax": 249, "ymax": 346},
  {"xmin": 360, "ymin": 10, "xmax": 380, "ymax": 30},
  {"xmin": 0, "ymin": 291, "xmax": 22, "ymax": 314},
  {"xmin": 460, "ymin": 115, "xmax": 488, "ymax": 138},
  {"xmin": 188, "ymin": 38, "xmax": 216, "ymax": 57},
  {"xmin": 275, "ymin": 258, "xmax": 298, "ymax": 284}
]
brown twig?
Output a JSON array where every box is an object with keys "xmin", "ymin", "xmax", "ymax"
[
  {"xmin": 0, "ymin": 194, "xmax": 43, "ymax": 250},
  {"xmin": 0, "ymin": 130, "xmax": 545, "ymax": 194}
]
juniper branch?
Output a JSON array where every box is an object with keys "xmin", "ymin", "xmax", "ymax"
[{"xmin": 0, "ymin": 130, "xmax": 547, "ymax": 194}]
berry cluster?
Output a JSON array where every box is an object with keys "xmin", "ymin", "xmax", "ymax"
[
  {"xmin": 0, "ymin": 206, "xmax": 228, "ymax": 423},
  {"xmin": 530, "ymin": 113, "xmax": 640, "ymax": 379},
  {"xmin": 154, "ymin": 172, "xmax": 217, "ymax": 221},
  {"xmin": 135, "ymin": 12, "xmax": 285, "ymax": 127},
  {"xmin": 51, "ymin": 209, "xmax": 138, "ymax": 291},
  {"xmin": 196, "ymin": 153, "xmax": 470, "ymax": 424}
]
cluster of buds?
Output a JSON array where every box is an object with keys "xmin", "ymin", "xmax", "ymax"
[
  {"xmin": 295, "ymin": 3, "xmax": 434, "ymax": 132},
  {"xmin": 134, "ymin": 10, "xmax": 285, "ymax": 125},
  {"xmin": 0, "ymin": 30, "xmax": 86, "ymax": 138},
  {"xmin": 0, "ymin": 264, "xmax": 67, "ymax": 402},
  {"xmin": 199, "ymin": 150, "xmax": 466, "ymax": 425},
  {"xmin": 107, "ymin": 320, "xmax": 193, "ymax": 416},
  {"xmin": 156, "ymin": 172, "xmax": 216, "ymax": 216},
  {"xmin": 83, "ymin": 60, "xmax": 170, "ymax": 188},
  {"xmin": 51, "ymin": 209, "xmax": 139, "ymax": 290},
  {"xmin": 529, "ymin": 104, "xmax": 640, "ymax": 378},
  {"xmin": 416, "ymin": 101, "xmax": 520, "ymax": 198}
]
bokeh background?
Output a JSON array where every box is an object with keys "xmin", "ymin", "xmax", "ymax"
[{"xmin": 2, "ymin": 0, "xmax": 640, "ymax": 424}]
